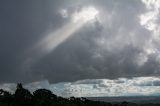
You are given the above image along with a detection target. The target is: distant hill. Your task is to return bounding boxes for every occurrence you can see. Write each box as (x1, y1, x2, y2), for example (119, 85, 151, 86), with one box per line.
(88, 96, 160, 104)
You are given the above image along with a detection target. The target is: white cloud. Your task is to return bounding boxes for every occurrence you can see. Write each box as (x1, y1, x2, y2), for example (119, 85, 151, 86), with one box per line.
(138, 0, 160, 65)
(61, 77, 160, 97)
(1, 77, 160, 97)
(139, 0, 160, 49)
(0, 83, 16, 94)
(72, 6, 99, 23)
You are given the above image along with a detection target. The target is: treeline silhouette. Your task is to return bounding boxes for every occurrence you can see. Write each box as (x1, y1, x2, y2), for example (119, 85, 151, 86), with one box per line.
(0, 83, 159, 106)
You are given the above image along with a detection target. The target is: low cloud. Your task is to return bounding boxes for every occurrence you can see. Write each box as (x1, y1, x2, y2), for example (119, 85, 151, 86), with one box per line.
(1, 77, 160, 97)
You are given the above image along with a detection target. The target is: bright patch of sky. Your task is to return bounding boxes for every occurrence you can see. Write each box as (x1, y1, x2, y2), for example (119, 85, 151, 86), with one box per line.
(1, 77, 160, 97)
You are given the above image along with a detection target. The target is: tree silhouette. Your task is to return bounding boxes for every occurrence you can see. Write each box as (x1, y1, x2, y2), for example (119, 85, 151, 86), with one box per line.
(121, 101, 128, 106)
(14, 83, 33, 106)
(33, 89, 56, 106)
(0, 89, 13, 105)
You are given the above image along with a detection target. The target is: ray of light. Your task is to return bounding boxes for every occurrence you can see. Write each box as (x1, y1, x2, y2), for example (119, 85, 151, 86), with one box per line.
(36, 22, 84, 54)
(34, 6, 99, 56)
(21, 6, 99, 71)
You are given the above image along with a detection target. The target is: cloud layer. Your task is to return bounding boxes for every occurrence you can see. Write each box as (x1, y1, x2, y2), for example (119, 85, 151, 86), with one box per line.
(1, 77, 160, 97)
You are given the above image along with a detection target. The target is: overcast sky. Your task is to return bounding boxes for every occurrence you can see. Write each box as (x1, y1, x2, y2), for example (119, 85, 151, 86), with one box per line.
(0, 0, 160, 84)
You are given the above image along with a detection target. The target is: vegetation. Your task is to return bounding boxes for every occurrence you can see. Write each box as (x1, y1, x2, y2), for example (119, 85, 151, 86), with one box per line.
(0, 83, 159, 106)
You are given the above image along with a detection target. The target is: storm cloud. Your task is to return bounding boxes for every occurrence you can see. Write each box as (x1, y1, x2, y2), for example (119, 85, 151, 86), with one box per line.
(0, 0, 160, 84)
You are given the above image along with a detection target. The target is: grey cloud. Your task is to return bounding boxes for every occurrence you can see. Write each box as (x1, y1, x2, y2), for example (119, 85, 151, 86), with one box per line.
(0, 0, 160, 83)
(0, 0, 68, 83)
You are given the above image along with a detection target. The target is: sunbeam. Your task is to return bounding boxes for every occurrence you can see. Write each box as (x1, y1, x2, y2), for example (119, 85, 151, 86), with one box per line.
(35, 6, 99, 56)
(21, 6, 99, 70)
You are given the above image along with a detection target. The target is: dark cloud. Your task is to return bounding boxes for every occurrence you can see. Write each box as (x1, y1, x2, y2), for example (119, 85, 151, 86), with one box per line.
(0, 0, 66, 82)
(0, 0, 160, 83)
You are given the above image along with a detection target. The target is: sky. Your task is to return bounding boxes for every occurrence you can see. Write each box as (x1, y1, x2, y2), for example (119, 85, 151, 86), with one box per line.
(1, 0, 160, 97)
